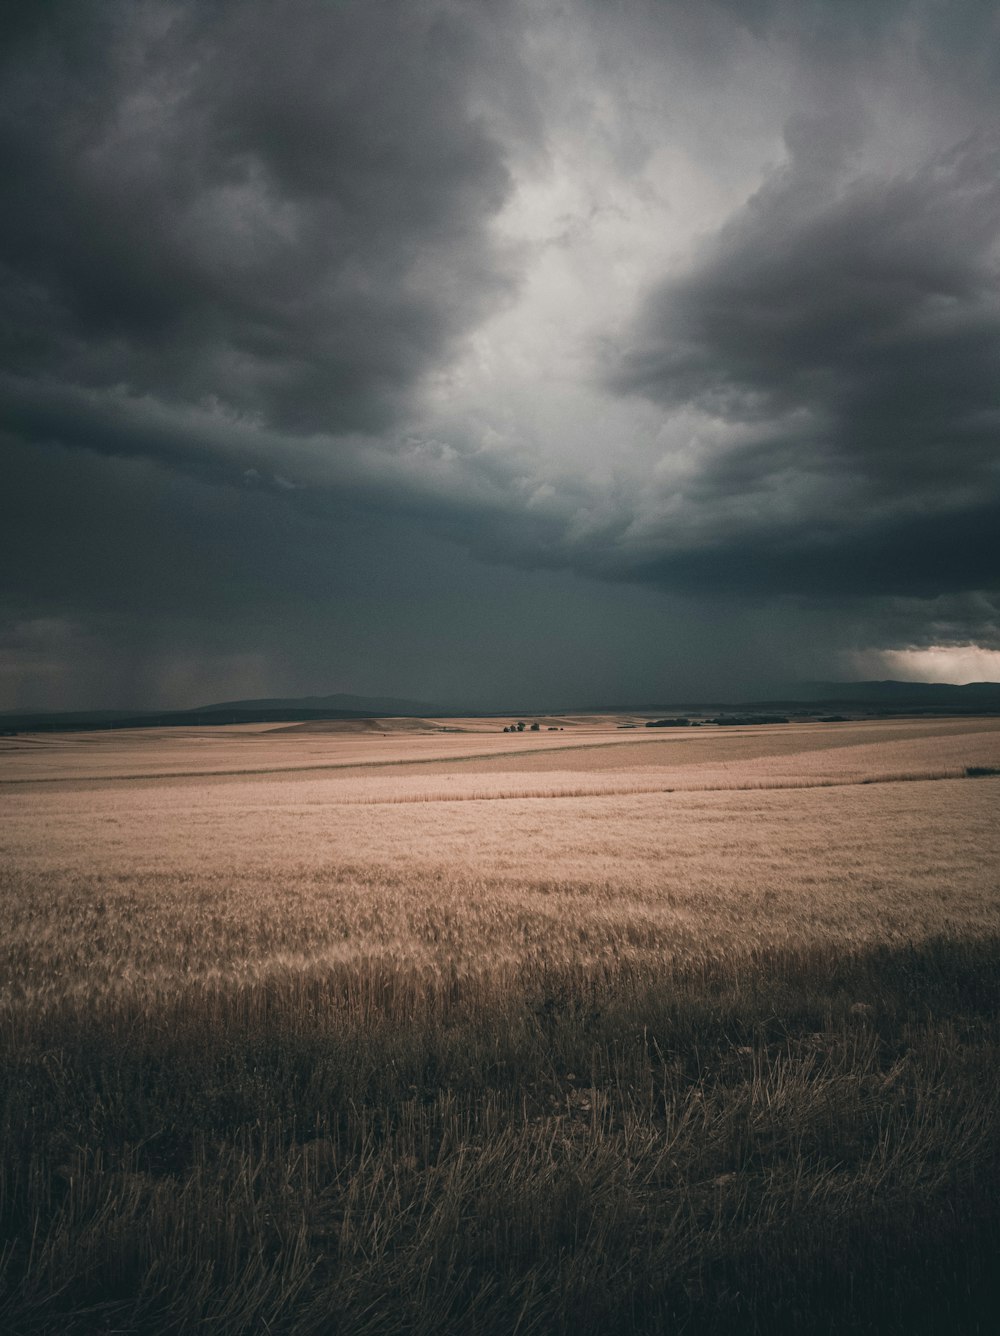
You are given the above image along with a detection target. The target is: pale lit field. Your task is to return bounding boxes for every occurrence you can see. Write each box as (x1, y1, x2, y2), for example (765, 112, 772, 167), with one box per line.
(0, 713, 648, 785)
(3, 712, 997, 786)
(1, 717, 999, 1333)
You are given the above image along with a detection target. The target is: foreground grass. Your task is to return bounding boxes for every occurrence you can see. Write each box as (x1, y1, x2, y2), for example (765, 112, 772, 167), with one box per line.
(2, 937, 999, 1334)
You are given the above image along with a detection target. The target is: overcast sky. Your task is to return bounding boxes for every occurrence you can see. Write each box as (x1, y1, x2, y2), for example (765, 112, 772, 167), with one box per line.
(3, 0, 1000, 710)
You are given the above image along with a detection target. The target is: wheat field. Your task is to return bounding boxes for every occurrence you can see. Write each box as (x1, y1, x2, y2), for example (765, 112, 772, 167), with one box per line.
(1, 716, 999, 1333)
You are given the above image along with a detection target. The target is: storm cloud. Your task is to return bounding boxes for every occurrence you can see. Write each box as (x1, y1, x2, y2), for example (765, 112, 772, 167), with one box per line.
(1, 0, 524, 432)
(3, 0, 1000, 707)
(608, 122, 1000, 596)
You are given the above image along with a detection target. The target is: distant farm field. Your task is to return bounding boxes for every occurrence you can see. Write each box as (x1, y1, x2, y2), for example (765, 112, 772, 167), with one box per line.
(1, 717, 999, 1333)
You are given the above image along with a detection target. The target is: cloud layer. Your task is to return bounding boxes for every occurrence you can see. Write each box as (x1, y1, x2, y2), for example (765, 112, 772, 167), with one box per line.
(1, 0, 522, 431)
(606, 124, 1000, 597)
(3, 0, 1000, 706)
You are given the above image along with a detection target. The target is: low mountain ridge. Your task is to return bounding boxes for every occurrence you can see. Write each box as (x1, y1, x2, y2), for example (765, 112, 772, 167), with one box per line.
(3, 680, 999, 734)
(196, 692, 438, 716)
(774, 680, 1000, 706)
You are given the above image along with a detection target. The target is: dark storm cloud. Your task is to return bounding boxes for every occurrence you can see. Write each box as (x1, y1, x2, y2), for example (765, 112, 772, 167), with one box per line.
(0, 0, 523, 434)
(607, 120, 1000, 600)
(4, 0, 1000, 708)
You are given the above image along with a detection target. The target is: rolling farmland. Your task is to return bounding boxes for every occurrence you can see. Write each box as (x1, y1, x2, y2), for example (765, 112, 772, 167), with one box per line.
(2, 716, 999, 1333)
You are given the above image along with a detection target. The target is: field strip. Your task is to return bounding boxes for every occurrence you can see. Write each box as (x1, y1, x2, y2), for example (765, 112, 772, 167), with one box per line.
(4, 720, 999, 788)
(294, 766, 1000, 805)
(0, 732, 788, 785)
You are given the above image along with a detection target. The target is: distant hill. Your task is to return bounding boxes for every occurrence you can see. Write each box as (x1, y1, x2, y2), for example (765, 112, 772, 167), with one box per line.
(0, 692, 442, 734)
(772, 680, 1000, 707)
(533, 681, 1000, 714)
(196, 692, 439, 716)
(0, 706, 381, 733)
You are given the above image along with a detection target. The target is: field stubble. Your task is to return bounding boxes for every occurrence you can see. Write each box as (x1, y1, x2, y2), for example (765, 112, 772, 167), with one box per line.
(1, 717, 999, 1333)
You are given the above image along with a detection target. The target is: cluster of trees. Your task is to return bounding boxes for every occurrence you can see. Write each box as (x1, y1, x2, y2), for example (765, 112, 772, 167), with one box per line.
(501, 722, 564, 733)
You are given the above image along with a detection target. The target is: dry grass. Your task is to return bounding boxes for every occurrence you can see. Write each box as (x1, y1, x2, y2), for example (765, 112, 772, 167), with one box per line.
(1, 717, 999, 1332)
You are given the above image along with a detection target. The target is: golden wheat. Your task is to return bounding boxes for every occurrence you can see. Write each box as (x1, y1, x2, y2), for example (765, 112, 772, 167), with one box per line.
(1, 716, 998, 1333)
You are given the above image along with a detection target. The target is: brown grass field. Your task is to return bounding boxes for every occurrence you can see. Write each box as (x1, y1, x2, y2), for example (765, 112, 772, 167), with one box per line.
(1, 715, 999, 1333)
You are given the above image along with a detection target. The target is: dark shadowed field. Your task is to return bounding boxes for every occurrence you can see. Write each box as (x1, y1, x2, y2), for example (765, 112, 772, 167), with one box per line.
(1, 716, 999, 1333)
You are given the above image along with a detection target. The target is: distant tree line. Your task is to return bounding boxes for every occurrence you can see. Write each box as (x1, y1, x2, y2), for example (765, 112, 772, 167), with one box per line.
(646, 714, 792, 728)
